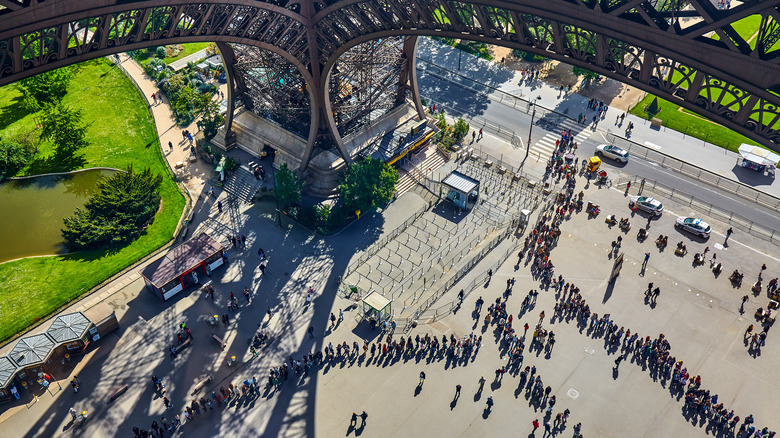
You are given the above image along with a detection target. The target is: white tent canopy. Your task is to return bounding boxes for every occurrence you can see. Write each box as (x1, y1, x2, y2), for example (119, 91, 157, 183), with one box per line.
(738, 144, 780, 167)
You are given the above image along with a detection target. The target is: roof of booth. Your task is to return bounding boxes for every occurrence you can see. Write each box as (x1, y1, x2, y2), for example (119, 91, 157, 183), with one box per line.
(140, 233, 223, 287)
(47, 312, 91, 343)
(0, 356, 17, 388)
(362, 291, 391, 311)
(442, 171, 479, 194)
(9, 334, 55, 368)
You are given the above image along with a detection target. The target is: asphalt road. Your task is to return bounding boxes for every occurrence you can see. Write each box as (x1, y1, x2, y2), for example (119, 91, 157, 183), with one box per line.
(417, 70, 780, 233)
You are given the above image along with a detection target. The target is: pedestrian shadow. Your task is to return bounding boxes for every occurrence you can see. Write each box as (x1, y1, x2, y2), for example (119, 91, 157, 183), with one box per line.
(612, 367, 619, 380)
(482, 405, 492, 419)
(450, 396, 459, 410)
(414, 384, 423, 397)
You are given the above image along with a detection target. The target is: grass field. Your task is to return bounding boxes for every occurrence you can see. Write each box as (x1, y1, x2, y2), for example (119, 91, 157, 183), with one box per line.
(0, 58, 186, 343)
(629, 94, 761, 152)
(133, 42, 211, 66)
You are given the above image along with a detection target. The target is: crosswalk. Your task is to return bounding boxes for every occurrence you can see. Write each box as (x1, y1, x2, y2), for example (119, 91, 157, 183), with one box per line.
(396, 145, 448, 197)
(529, 117, 594, 161)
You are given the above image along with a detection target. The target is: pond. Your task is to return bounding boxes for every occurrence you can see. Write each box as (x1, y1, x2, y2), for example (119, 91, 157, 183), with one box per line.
(0, 169, 116, 263)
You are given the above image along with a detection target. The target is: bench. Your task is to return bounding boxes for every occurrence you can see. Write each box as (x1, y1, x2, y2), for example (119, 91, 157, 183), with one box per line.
(108, 385, 128, 403)
(190, 375, 213, 396)
(212, 334, 225, 349)
(174, 338, 192, 354)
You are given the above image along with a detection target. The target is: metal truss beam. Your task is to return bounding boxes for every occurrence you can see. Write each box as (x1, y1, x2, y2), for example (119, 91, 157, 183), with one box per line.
(0, 0, 777, 152)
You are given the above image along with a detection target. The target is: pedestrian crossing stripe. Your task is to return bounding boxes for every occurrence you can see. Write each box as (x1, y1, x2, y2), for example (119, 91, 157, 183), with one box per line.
(530, 118, 594, 159)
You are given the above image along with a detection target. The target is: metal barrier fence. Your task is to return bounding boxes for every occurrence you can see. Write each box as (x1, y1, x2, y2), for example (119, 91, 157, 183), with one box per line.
(341, 202, 429, 281)
(606, 130, 780, 211)
(616, 176, 780, 245)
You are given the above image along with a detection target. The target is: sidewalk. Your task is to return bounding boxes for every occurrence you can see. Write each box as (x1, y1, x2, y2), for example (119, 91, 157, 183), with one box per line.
(416, 38, 779, 198)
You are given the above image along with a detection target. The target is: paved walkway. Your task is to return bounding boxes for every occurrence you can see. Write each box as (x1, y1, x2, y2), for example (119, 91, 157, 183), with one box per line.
(168, 48, 211, 72)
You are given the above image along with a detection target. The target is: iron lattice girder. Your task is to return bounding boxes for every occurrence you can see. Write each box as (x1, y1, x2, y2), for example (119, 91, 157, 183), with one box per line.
(232, 43, 312, 137)
(330, 37, 405, 137)
(0, 0, 778, 148)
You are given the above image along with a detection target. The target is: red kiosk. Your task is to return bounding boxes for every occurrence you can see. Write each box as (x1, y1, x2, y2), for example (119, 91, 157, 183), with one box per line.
(141, 233, 226, 301)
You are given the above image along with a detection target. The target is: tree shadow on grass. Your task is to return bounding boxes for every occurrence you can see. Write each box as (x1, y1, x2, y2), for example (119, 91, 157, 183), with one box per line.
(0, 94, 28, 131)
(23, 151, 87, 176)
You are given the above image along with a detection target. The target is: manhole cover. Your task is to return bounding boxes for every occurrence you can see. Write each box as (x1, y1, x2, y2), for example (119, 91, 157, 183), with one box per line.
(567, 388, 580, 399)
(584, 347, 594, 355)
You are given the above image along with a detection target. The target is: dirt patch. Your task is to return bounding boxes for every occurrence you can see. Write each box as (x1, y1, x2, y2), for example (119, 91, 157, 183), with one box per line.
(484, 44, 647, 111)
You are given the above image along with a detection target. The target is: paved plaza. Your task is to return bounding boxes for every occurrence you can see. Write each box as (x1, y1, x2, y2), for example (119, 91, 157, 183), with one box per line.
(3, 153, 780, 437)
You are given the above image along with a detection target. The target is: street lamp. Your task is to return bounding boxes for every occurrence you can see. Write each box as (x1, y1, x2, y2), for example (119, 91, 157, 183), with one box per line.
(522, 96, 542, 166)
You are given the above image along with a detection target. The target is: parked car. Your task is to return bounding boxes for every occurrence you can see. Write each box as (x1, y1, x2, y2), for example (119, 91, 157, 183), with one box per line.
(629, 196, 663, 216)
(675, 217, 712, 238)
(595, 144, 629, 163)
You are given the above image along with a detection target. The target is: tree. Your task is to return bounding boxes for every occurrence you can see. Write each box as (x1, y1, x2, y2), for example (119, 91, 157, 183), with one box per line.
(156, 46, 167, 59)
(338, 157, 399, 214)
(40, 102, 89, 158)
(452, 117, 470, 142)
(275, 163, 304, 211)
(572, 66, 599, 82)
(197, 99, 224, 141)
(0, 137, 34, 177)
(17, 67, 73, 109)
(61, 166, 162, 251)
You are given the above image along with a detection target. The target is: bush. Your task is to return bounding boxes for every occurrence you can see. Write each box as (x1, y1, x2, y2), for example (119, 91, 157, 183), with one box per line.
(513, 50, 546, 63)
(156, 46, 167, 59)
(0, 138, 34, 177)
(61, 166, 162, 251)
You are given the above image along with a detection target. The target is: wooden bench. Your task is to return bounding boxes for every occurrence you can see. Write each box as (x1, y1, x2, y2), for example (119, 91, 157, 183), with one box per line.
(108, 385, 128, 403)
(190, 375, 213, 396)
(174, 338, 191, 354)
(212, 334, 225, 349)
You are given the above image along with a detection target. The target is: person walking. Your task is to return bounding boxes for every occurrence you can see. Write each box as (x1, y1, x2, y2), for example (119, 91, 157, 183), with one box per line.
(69, 407, 78, 420)
(642, 252, 650, 270)
(741, 295, 749, 313)
(533, 419, 540, 431)
(455, 384, 461, 398)
(639, 178, 646, 194)
(614, 355, 624, 368)
(419, 371, 426, 385)
(360, 411, 368, 427)
(217, 201, 222, 213)
(726, 227, 733, 244)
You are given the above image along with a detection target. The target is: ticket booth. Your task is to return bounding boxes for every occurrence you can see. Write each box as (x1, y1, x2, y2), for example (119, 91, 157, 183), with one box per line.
(0, 356, 19, 404)
(141, 233, 226, 301)
(8, 334, 56, 393)
(361, 291, 392, 328)
(47, 312, 93, 358)
(441, 171, 479, 210)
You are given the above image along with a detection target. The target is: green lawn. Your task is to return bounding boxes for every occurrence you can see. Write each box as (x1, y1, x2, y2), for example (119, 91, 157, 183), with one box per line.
(134, 43, 211, 66)
(629, 94, 761, 152)
(0, 58, 186, 343)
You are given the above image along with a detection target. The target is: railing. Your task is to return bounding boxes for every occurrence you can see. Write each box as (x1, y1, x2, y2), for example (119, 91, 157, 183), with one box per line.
(606, 130, 780, 211)
(617, 176, 780, 245)
(341, 202, 429, 281)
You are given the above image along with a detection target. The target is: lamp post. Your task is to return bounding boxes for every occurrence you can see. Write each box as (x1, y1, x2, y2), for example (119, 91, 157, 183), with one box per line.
(522, 96, 542, 166)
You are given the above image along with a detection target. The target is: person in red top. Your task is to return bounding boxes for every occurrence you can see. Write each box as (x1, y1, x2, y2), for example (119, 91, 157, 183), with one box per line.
(533, 419, 540, 430)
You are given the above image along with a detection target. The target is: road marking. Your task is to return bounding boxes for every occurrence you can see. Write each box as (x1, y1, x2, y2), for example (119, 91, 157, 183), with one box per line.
(644, 141, 662, 150)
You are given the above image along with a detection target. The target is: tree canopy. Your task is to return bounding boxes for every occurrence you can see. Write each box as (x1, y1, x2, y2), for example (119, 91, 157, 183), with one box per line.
(275, 162, 304, 211)
(0, 138, 34, 178)
(17, 67, 73, 109)
(338, 157, 399, 214)
(572, 66, 599, 81)
(40, 102, 89, 159)
(62, 166, 162, 251)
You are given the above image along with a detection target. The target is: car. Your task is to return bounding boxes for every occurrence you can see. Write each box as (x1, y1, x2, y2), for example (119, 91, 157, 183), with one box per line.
(595, 144, 629, 163)
(675, 217, 712, 238)
(629, 196, 663, 216)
